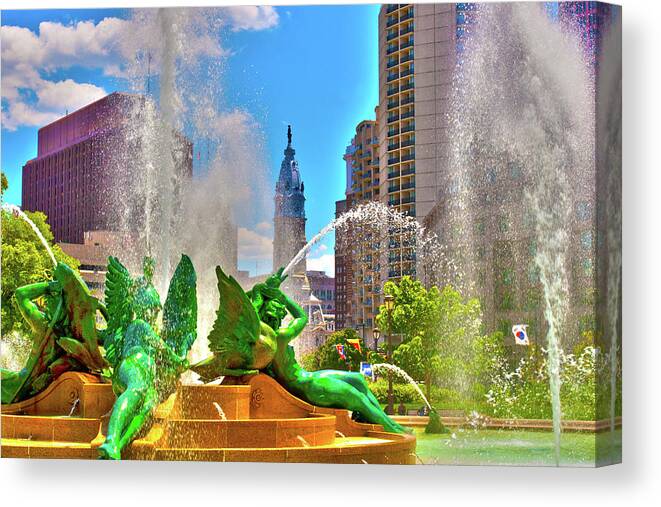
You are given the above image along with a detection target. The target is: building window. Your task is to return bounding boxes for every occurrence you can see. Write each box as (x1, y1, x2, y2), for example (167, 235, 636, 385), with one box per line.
(576, 200, 592, 221)
(486, 167, 496, 183)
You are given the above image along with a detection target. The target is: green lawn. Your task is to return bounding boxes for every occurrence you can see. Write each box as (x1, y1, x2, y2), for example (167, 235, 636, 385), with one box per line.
(412, 428, 622, 467)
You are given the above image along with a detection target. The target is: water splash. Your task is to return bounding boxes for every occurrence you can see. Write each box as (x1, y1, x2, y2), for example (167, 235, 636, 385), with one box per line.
(296, 435, 310, 447)
(2, 204, 57, 267)
(283, 202, 460, 288)
(372, 363, 432, 412)
(212, 401, 227, 421)
(68, 398, 80, 417)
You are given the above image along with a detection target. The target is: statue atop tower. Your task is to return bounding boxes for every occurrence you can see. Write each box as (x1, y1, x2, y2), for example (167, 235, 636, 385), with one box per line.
(273, 125, 307, 278)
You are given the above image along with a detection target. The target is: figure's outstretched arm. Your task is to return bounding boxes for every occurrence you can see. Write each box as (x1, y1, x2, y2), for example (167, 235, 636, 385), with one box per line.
(278, 294, 308, 344)
(14, 281, 60, 335)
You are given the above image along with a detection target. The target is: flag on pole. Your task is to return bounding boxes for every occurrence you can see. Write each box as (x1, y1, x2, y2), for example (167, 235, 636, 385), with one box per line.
(512, 324, 529, 346)
(347, 338, 362, 353)
(335, 344, 346, 360)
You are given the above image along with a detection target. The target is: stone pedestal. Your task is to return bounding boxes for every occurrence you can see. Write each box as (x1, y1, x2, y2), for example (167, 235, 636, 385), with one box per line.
(1, 372, 416, 464)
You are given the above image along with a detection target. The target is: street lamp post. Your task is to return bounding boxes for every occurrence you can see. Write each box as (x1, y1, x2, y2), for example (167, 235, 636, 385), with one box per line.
(384, 294, 395, 415)
(372, 327, 381, 382)
(372, 326, 381, 352)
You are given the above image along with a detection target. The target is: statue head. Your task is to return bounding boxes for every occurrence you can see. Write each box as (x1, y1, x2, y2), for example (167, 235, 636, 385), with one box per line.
(260, 298, 287, 331)
(133, 283, 161, 327)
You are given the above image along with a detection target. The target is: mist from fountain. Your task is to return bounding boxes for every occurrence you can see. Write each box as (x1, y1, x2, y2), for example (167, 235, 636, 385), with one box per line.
(99, 8, 273, 363)
(443, 4, 595, 466)
(596, 17, 622, 460)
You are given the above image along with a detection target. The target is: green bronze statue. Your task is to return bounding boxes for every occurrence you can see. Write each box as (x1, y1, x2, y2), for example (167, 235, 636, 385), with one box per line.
(1, 262, 107, 404)
(3, 250, 405, 460)
(189, 266, 301, 380)
(98, 255, 197, 460)
(247, 269, 407, 434)
(191, 266, 404, 432)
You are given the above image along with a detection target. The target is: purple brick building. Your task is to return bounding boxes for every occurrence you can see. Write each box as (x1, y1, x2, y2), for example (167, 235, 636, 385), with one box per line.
(22, 92, 192, 244)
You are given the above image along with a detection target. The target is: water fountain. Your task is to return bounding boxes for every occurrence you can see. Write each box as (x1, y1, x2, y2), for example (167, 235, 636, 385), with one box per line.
(104, 8, 273, 362)
(372, 363, 433, 413)
(0, 203, 416, 461)
(1, 204, 57, 268)
(442, 3, 595, 466)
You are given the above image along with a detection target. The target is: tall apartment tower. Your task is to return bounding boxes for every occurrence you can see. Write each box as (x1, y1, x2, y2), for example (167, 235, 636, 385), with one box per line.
(377, 3, 470, 283)
(334, 198, 352, 331)
(273, 125, 307, 276)
(343, 120, 381, 343)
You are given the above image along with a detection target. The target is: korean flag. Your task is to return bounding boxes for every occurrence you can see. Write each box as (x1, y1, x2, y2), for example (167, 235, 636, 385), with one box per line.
(512, 324, 529, 346)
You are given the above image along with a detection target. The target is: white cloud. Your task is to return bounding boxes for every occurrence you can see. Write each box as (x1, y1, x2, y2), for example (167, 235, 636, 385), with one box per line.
(238, 226, 273, 262)
(225, 6, 279, 31)
(307, 253, 335, 277)
(37, 79, 106, 111)
(313, 244, 328, 254)
(255, 221, 273, 234)
(1, 8, 279, 131)
(1, 75, 106, 131)
(2, 101, 61, 131)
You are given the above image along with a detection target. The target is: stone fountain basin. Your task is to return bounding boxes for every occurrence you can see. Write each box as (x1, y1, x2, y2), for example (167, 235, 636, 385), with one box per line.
(1, 371, 417, 464)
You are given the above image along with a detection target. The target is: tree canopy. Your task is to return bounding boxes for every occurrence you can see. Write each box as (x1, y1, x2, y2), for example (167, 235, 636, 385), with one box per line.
(376, 276, 484, 403)
(1, 197, 80, 336)
(301, 328, 370, 372)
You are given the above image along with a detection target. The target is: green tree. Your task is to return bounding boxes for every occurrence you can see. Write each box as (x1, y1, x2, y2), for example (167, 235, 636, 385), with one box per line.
(1, 171, 8, 195)
(376, 276, 483, 405)
(392, 334, 429, 381)
(1, 208, 80, 336)
(304, 328, 369, 371)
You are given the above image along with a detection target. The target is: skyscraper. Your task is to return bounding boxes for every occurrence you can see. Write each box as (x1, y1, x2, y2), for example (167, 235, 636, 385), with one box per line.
(273, 125, 307, 277)
(334, 198, 352, 331)
(377, 3, 469, 286)
(335, 119, 381, 343)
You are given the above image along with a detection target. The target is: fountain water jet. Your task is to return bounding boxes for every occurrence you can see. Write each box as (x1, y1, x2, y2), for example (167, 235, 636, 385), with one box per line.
(2, 204, 57, 267)
(372, 363, 432, 412)
(444, 3, 595, 466)
(283, 202, 459, 287)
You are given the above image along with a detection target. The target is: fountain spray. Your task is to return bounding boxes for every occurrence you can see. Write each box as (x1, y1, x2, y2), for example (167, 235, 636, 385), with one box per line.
(445, 4, 595, 466)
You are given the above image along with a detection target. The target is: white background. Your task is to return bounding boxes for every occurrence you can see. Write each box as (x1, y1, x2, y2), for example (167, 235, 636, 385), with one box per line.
(1, 0, 658, 504)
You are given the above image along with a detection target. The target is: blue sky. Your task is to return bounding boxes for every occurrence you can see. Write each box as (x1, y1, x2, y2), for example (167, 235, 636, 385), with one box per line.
(1, 5, 379, 276)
